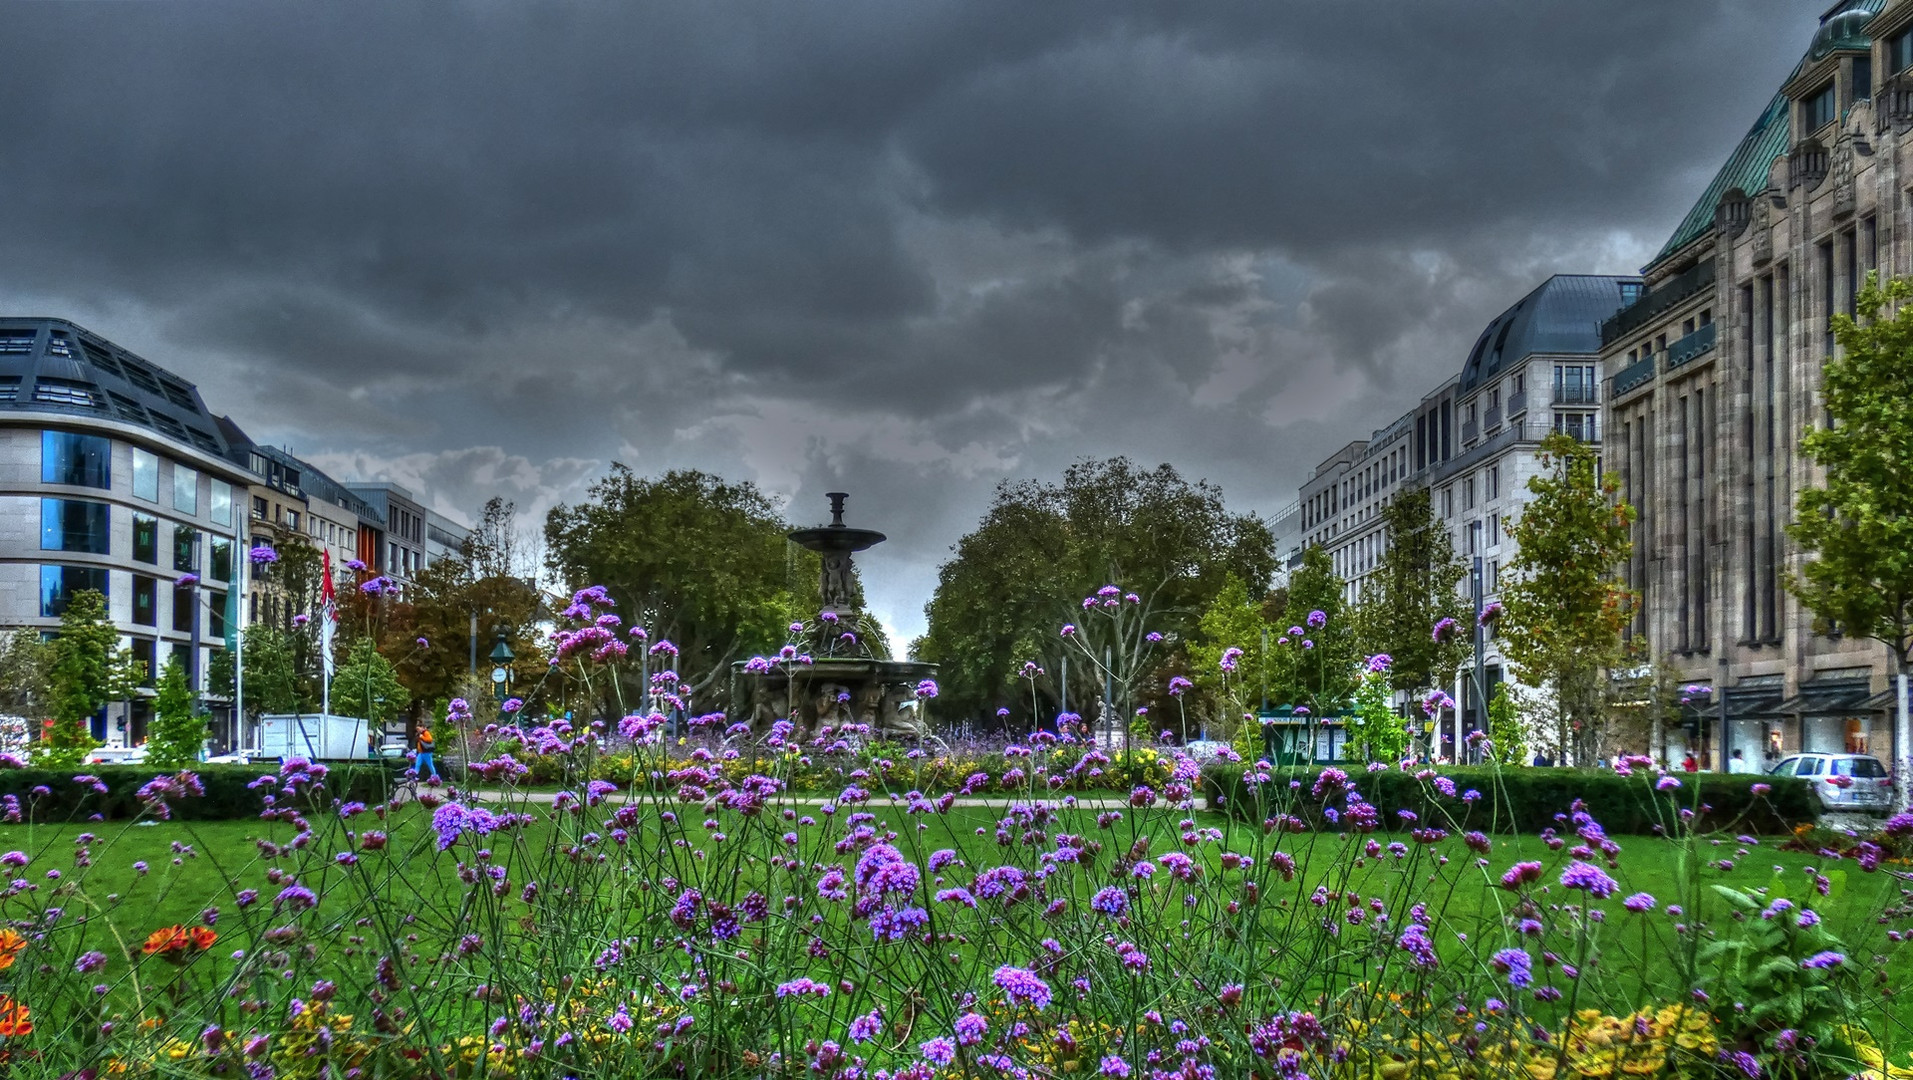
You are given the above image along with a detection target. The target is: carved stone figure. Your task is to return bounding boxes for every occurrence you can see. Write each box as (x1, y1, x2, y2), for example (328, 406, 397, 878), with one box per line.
(1750, 196, 1773, 264)
(1831, 137, 1856, 218)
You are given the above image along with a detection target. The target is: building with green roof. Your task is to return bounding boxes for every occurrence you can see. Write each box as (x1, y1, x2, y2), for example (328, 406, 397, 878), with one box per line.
(1600, 0, 1910, 785)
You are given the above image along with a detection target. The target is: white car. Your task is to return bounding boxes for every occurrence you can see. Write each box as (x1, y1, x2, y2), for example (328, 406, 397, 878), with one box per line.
(1767, 753, 1893, 813)
(85, 746, 147, 765)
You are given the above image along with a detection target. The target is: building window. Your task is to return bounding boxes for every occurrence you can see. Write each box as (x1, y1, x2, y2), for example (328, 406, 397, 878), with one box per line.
(1489, 513, 1501, 546)
(208, 593, 227, 639)
(1804, 80, 1836, 131)
(210, 479, 233, 528)
(132, 447, 159, 501)
(172, 582, 197, 633)
(252, 496, 267, 520)
(1488, 559, 1500, 592)
(1441, 486, 1453, 518)
(1854, 54, 1873, 103)
(1554, 412, 1597, 441)
(133, 575, 157, 627)
(173, 524, 197, 573)
(41, 430, 111, 489)
(1554, 364, 1597, 404)
(1487, 465, 1500, 500)
(40, 498, 110, 554)
(40, 565, 108, 618)
(210, 538, 233, 583)
(131, 638, 156, 687)
(287, 509, 300, 532)
(1894, 26, 1913, 74)
(172, 466, 198, 515)
(1464, 478, 1476, 510)
(130, 514, 158, 564)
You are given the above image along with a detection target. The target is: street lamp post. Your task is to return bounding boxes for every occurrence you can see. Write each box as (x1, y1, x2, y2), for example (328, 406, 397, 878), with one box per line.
(489, 631, 515, 712)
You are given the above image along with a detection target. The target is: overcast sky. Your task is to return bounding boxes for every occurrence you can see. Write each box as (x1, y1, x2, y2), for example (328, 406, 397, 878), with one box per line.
(1, 1, 1820, 645)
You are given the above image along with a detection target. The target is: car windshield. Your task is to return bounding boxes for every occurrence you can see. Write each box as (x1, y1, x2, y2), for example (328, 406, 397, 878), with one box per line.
(1833, 757, 1887, 778)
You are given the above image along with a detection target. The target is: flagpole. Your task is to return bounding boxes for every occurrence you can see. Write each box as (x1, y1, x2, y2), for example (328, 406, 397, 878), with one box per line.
(235, 517, 246, 751)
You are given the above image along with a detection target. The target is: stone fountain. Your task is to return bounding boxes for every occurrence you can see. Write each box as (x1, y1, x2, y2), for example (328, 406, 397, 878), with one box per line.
(733, 493, 938, 742)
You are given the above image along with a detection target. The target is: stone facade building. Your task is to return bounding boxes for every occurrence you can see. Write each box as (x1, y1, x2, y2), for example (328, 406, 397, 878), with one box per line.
(1603, 0, 1909, 772)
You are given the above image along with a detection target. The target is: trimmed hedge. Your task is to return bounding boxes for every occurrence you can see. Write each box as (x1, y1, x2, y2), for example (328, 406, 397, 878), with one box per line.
(0, 761, 411, 822)
(1198, 763, 1820, 835)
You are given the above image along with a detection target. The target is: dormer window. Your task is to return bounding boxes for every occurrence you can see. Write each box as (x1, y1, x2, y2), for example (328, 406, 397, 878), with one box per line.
(1804, 80, 1837, 131)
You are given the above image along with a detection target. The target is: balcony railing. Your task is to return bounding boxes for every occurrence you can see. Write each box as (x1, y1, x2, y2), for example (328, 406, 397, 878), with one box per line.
(1600, 259, 1716, 345)
(1611, 354, 1657, 397)
(1461, 419, 1479, 444)
(1553, 385, 1599, 406)
(1485, 401, 1502, 428)
(1665, 322, 1717, 372)
(1505, 388, 1527, 416)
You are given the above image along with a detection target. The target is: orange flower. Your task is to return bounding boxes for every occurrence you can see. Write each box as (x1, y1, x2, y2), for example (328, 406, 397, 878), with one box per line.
(142, 924, 215, 963)
(0, 996, 30, 1037)
(0, 929, 24, 972)
(142, 926, 189, 956)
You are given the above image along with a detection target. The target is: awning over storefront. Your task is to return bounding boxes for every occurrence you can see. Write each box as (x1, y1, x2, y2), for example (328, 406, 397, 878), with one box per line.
(1690, 689, 1788, 720)
(1771, 678, 1875, 717)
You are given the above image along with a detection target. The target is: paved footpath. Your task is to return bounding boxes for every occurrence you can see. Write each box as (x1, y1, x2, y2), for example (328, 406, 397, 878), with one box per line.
(447, 787, 1210, 813)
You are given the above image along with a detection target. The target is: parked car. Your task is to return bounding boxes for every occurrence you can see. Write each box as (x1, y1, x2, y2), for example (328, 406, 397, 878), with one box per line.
(85, 745, 147, 765)
(1766, 752, 1893, 813)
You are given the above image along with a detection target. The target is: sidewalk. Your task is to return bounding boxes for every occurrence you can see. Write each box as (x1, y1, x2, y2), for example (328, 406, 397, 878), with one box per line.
(450, 787, 1209, 812)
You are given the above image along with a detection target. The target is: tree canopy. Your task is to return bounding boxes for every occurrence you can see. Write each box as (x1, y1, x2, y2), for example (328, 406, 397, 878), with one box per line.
(1790, 271, 1913, 674)
(918, 458, 1275, 728)
(1498, 432, 1634, 765)
(1356, 485, 1469, 697)
(38, 589, 120, 766)
(545, 467, 816, 709)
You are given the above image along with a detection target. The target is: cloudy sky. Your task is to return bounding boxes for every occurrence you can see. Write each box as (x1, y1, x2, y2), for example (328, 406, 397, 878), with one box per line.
(1, 1, 1820, 644)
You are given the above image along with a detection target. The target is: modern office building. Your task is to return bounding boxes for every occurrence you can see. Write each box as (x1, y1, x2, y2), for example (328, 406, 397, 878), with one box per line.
(1602, 0, 1910, 770)
(0, 317, 253, 745)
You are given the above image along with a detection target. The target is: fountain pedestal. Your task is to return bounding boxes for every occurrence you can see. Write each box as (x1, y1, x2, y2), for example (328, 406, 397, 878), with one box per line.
(734, 493, 938, 742)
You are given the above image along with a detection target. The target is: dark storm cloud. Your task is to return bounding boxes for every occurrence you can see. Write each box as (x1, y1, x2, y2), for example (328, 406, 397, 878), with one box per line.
(0, 0, 1821, 639)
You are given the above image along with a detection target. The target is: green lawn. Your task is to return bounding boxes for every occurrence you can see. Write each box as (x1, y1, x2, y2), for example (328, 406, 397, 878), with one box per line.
(2, 800, 1902, 996)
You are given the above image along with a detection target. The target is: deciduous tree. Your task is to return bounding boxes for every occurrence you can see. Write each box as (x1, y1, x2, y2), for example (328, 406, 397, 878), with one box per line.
(38, 589, 117, 767)
(1356, 486, 1469, 698)
(545, 468, 811, 711)
(1789, 271, 1913, 808)
(919, 458, 1274, 728)
(331, 638, 411, 730)
(1498, 432, 1634, 765)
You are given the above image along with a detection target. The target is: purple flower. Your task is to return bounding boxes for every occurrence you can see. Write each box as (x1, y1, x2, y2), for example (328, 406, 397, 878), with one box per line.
(1479, 602, 1503, 625)
(848, 1010, 883, 1043)
(248, 544, 279, 565)
(176, 573, 199, 586)
(1560, 862, 1619, 899)
(1800, 951, 1846, 970)
(1366, 653, 1393, 673)
(1432, 617, 1461, 643)
(920, 1037, 957, 1066)
(291, 613, 310, 626)
(1090, 886, 1128, 916)
(1167, 676, 1193, 696)
(1656, 776, 1681, 791)
(1307, 609, 1327, 628)
(1623, 892, 1657, 913)
(1219, 647, 1244, 673)
(993, 965, 1053, 1009)
(915, 679, 939, 700)
(1491, 948, 1533, 989)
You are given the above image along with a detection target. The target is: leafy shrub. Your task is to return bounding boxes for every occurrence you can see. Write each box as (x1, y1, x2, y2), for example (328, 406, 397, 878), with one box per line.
(1200, 762, 1819, 835)
(0, 761, 410, 821)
